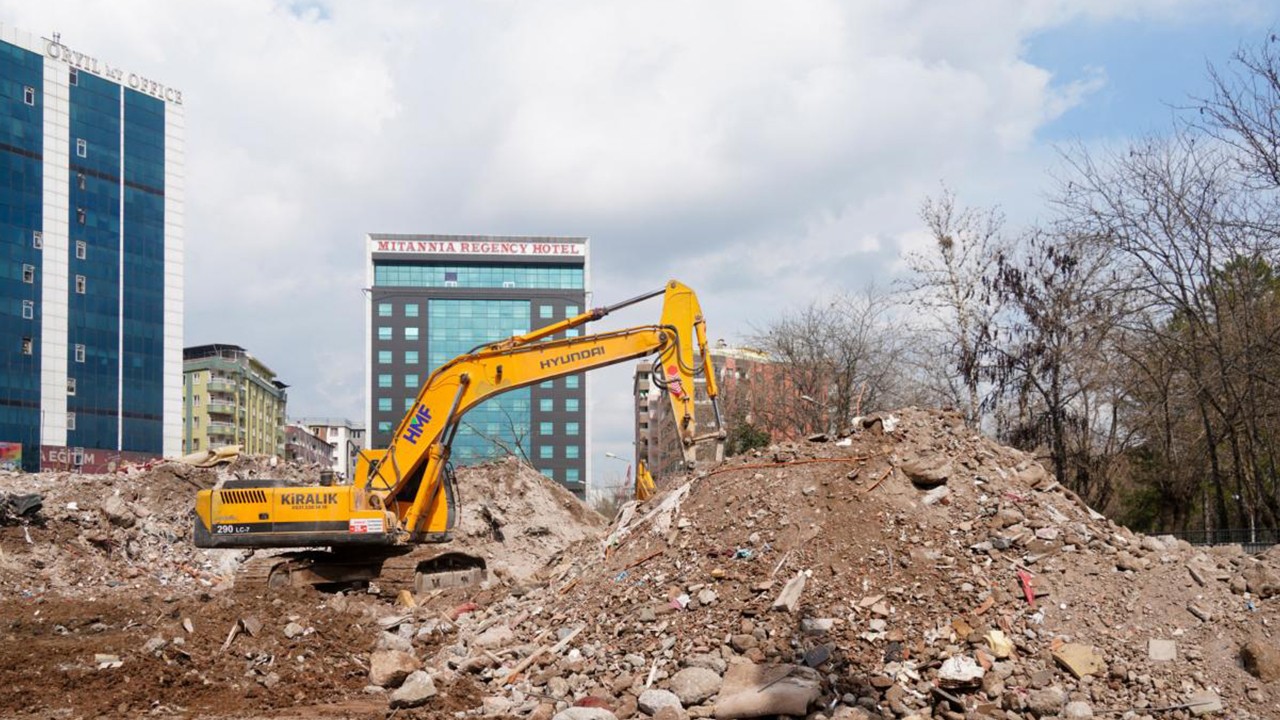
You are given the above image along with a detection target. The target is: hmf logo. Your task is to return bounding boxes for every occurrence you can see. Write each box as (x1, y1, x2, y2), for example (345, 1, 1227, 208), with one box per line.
(402, 405, 433, 444)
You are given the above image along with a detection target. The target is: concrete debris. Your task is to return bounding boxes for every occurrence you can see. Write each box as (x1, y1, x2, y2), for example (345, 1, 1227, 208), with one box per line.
(713, 662, 820, 718)
(388, 670, 436, 709)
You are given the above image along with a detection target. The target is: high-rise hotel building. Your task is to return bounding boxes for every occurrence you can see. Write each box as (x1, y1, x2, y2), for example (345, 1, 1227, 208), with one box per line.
(0, 25, 183, 470)
(365, 235, 590, 498)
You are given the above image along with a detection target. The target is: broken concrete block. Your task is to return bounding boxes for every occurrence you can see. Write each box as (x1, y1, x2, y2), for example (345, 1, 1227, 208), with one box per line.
(899, 456, 952, 487)
(1187, 690, 1223, 716)
(668, 666, 722, 705)
(1148, 639, 1176, 662)
(638, 688, 682, 715)
(369, 650, 421, 688)
(1241, 640, 1280, 682)
(389, 670, 436, 709)
(938, 655, 984, 689)
(713, 663, 820, 719)
(1052, 643, 1104, 679)
(771, 571, 807, 613)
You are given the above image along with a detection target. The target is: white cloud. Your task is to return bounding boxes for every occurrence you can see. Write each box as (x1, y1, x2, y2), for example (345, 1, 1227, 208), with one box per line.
(2, 0, 1269, 476)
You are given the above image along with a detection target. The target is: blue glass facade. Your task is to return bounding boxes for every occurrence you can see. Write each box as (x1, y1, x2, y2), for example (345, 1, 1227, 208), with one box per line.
(67, 70, 122, 450)
(375, 262, 583, 289)
(0, 42, 42, 469)
(121, 90, 165, 451)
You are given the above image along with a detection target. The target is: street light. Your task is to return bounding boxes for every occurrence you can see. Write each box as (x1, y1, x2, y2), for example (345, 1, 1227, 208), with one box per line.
(604, 452, 629, 463)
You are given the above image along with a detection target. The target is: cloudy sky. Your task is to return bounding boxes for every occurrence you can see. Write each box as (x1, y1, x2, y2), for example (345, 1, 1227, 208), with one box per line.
(6, 1, 1277, 490)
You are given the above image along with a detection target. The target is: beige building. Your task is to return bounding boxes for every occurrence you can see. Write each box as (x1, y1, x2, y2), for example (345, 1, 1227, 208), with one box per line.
(183, 344, 288, 457)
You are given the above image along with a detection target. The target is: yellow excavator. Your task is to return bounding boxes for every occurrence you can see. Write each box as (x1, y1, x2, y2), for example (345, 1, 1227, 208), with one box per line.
(193, 280, 724, 591)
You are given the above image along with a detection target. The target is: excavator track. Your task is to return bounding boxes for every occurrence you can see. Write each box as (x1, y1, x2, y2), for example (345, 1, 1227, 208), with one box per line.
(235, 546, 486, 594)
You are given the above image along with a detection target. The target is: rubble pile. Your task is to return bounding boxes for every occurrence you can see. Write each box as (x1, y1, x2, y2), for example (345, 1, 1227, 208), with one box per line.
(366, 407, 1280, 720)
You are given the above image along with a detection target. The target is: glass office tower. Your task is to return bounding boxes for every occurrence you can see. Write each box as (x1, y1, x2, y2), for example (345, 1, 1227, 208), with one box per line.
(0, 25, 183, 470)
(365, 235, 589, 498)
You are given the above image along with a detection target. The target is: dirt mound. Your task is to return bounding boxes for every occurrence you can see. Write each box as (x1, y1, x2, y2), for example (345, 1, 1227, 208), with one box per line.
(451, 457, 608, 580)
(419, 407, 1280, 719)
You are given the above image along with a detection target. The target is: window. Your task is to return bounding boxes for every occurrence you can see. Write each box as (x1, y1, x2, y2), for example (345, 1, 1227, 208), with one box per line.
(404, 350, 419, 364)
(194, 394, 201, 406)
(565, 445, 579, 459)
(405, 398, 415, 411)
(539, 398, 554, 412)
(404, 327, 419, 341)
(539, 446, 554, 459)
(565, 422, 580, 436)
(565, 468, 580, 484)
(542, 467, 556, 480)
(76, 208, 85, 224)
(74, 344, 85, 363)
(77, 173, 86, 190)
(75, 275, 86, 294)
(22, 264, 34, 284)
(21, 337, 32, 356)
(566, 328, 579, 337)
(194, 416, 200, 427)
(67, 412, 76, 431)
(378, 421, 392, 433)
(444, 271, 458, 282)
(539, 305, 554, 319)
(32, 231, 42, 249)
(565, 375, 580, 389)
(502, 281, 516, 288)
(378, 302, 392, 317)
(378, 398, 392, 412)
(565, 398, 580, 412)
(540, 380, 555, 390)
(566, 305, 580, 316)
(404, 303, 419, 317)
(404, 375, 419, 388)
(69, 68, 77, 86)
(23, 86, 34, 106)
(378, 373, 392, 388)
(378, 350, 392, 364)
(22, 300, 33, 320)
(539, 422, 554, 436)
(377, 326, 392, 341)
(192, 438, 200, 450)
(76, 138, 87, 157)
(76, 241, 86, 260)
(66, 377, 76, 396)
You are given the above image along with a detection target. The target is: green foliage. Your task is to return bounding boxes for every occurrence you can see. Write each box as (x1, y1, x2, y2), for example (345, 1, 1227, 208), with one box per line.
(726, 413, 771, 456)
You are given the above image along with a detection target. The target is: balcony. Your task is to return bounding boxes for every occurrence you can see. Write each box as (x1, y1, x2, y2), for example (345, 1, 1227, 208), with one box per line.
(207, 421, 236, 436)
(207, 401, 236, 415)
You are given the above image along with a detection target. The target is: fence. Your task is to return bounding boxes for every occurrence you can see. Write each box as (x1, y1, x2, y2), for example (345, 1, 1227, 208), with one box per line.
(1168, 528, 1280, 554)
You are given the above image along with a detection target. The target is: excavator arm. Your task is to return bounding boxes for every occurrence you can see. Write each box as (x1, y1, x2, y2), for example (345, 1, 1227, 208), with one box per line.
(366, 279, 724, 541)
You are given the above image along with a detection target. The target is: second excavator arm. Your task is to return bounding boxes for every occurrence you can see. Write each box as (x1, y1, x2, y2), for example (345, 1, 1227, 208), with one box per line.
(363, 280, 724, 542)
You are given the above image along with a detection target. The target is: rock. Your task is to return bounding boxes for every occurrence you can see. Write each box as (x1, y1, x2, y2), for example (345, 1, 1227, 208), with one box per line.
(482, 696, 515, 715)
(376, 631, 413, 653)
(668, 666, 722, 705)
(552, 709, 618, 720)
(803, 644, 831, 668)
(730, 634, 758, 653)
(900, 456, 952, 487)
(921, 485, 950, 505)
(530, 703, 556, 720)
(1064, 700, 1093, 719)
(1026, 686, 1065, 717)
(684, 653, 727, 675)
(548, 676, 572, 698)
(653, 707, 687, 720)
(240, 616, 263, 637)
(697, 589, 718, 605)
(369, 650, 421, 688)
(1052, 643, 1104, 679)
(713, 662, 820, 719)
(474, 624, 516, 648)
(938, 655, 984, 689)
(1242, 639, 1280, 682)
(143, 636, 167, 654)
(1243, 564, 1280, 598)
(1187, 690, 1222, 716)
(639, 688, 683, 715)
(101, 494, 135, 528)
(1148, 639, 1176, 662)
(283, 622, 305, 639)
(389, 670, 436, 709)
(771, 572, 807, 613)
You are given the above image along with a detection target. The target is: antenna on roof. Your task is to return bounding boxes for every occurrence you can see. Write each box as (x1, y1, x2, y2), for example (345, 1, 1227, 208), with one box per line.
(52, 32, 60, 43)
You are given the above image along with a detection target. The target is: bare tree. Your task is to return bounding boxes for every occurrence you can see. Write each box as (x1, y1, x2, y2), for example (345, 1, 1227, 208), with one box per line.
(901, 187, 1007, 424)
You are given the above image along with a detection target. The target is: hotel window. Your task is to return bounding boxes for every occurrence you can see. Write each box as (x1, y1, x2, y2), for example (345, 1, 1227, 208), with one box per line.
(22, 264, 34, 284)
(77, 173, 86, 190)
(565, 445, 579, 459)
(566, 305, 580, 316)
(378, 302, 392, 317)
(404, 327, 419, 341)
(75, 275, 86, 294)
(404, 398, 415, 411)
(76, 208, 85, 224)
(542, 468, 556, 481)
(378, 326, 392, 340)
(404, 374, 419, 388)
(404, 350, 419, 364)
(378, 350, 392, 364)
(67, 412, 76, 431)
(76, 138, 87, 157)
(565, 375, 580, 389)
(565, 468, 580, 484)
(32, 231, 42, 249)
(21, 337, 32, 356)
(539, 422, 554, 436)
(76, 241, 86, 260)
(539, 446, 554, 459)
(378, 398, 392, 412)
(67, 377, 76, 396)
(539, 305, 554, 319)
(378, 421, 392, 433)
(22, 300, 33, 319)
(378, 373, 392, 388)
(75, 344, 85, 362)
(565, 422, 580, 436)
(565, 398, 579, 412)
(69, 68, 78, 86)
(539, 398, 553, 412)
(404, 303, 419, 317)
(23, 86, 34, 105)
